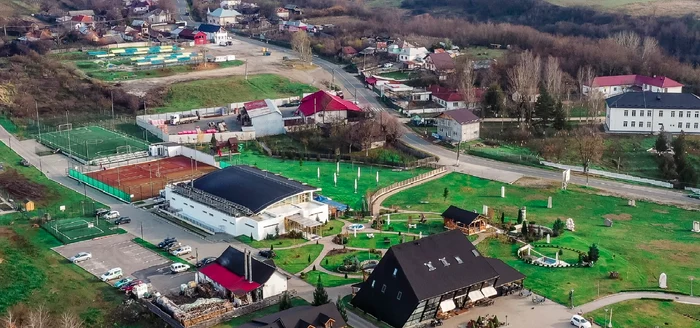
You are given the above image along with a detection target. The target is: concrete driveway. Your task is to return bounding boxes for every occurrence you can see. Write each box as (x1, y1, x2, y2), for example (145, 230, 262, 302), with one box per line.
(53, 233, 194, 295)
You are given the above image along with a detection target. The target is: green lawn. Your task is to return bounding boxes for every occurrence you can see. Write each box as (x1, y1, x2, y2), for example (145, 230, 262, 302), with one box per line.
(224, 151, 429, 208)
(588, 300, 700, 328)
(383, 219, 445, 236)
(274, 244, 324, 274)
(153, 74, 317, 113)
(212, 297, 310, 328)
(303, 271, 362, 287)
(320, 250, 382, 273)
(466, 141, 542, 167)
(235, 235, 307, 249)
(322, 219, 346, 237)
(86, 65, 194, 81)
(384, 172, 700, 305)
(345, 232, 408, 249)
(464, 46, 507, 60)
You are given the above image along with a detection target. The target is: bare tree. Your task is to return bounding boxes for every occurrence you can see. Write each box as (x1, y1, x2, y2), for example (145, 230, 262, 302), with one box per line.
(641, 37, 659, 60)
(543, 56, 563, 100)
(610, 31, 641, 51)
(3, 310, 18, 328)
(576, 65, 595, 99)
(58, 312, 83, 328)
(377, 111, 405, 142)
(454, 56, 476, 109)
(572, 126, 604, 183)
(587, 91, 605, 122)
(507, 50, 540, 121)
(291, 31, 313, 63)
(28, 304, 50, 328)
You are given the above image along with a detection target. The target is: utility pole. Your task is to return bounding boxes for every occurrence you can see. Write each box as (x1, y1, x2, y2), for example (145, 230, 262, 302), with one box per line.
(111, 90, 115, 129)
(244, 59, 248, 80)
(36, 101, 40, 140)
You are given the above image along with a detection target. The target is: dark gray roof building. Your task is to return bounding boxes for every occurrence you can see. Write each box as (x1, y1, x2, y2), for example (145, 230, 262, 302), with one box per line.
(239, 303, 347, 328)
(606, 92, 700, 109)
(435, 109, 480, 124)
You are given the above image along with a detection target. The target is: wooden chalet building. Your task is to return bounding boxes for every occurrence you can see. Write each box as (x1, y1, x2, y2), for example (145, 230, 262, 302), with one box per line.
(442, 205, 487, 235)
(351, 230, 525, 328)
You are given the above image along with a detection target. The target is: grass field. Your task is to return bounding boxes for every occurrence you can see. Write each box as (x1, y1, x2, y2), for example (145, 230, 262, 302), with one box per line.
(37, 125, 150, 161)
(383, 218, 446, 236)
(320, 250, 382, 273)
(212, 297, 310, 328)
(235, 235, 307, 249)
(303, 271, 363, 287)
(464, 46, 507, 60)
(223, 151, 429, 208)
(153, 74, 317, 113)
(587, 299, 700, 328)
(274, 244, 324, 274)
(44, 217, 123, 244)
(384, 172, 700, 305)
(345, 232, 407, 249)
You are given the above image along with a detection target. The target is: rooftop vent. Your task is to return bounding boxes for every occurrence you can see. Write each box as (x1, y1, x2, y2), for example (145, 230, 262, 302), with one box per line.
(656, 95, 661, 101)
(424, 261, 436, 271)
(454, 256, 463, 264)
(472, 249, 481, 257)
(439, 257, 450, 267)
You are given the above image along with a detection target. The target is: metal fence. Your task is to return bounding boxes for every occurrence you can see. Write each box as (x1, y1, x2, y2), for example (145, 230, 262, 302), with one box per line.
(69, 169, 132, 203)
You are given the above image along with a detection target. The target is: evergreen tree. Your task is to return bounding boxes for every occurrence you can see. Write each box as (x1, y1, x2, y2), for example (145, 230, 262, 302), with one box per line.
(588, 244, 600, 262)
(210, 134, 217, 148)
(552, 218, 565, 236)
(534, 86, 555, 126)
(679, 166, 699, 187)
(312, 275, 330, 306)
(655, 133, 669, 152)
(521, 222, 529, 237)
(482, 84, 505, 118)
(279, 291, 293, 311)
(308, 254, 311, 263)
(500, 212, 505, 224)
(552, 101, 568, 130)
(443, 187, 449, 201)
(517, 209, 523, 224)
(336, 295, 349, 322)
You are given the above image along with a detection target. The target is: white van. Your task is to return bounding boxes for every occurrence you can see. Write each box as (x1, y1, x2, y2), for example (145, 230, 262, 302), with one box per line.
(570, 315, 592, 328)
(102, 210, 120, 220)
(100, 268, 123, 281)
(171, 245, 192, 256)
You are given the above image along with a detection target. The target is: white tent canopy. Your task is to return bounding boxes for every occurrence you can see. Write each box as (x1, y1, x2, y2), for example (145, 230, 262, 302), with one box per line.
(439, 299, 456, 312)
(467, 290, 485, 302)
(481, 286, 498, 298)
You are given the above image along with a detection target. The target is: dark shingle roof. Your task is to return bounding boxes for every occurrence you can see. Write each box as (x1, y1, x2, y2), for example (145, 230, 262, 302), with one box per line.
(441, 205, 480, 225)
(215, 246, 276, 284)
(485, 258, 525, 287)
(436, 109, 480, 124)
(198, 23, 221, 33)
(606, 92, 700, 109)
(427, 52, 455, 71)
(239, 303, 347, 328)
(192, 165, 317, 213)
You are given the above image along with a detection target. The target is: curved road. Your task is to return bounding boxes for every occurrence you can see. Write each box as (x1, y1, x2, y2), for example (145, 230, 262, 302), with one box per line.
(577, 291, 700, 313)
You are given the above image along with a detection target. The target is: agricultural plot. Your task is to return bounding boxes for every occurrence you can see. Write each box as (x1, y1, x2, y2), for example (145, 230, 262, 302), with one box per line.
(37, 125, 150, 162)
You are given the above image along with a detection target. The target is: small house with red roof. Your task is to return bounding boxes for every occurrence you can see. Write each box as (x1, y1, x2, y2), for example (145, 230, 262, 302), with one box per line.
(425, 53, 455, 80)
(71, 15, 94, 30)
(197, 247, 287, 303)
(298, 90, 364, 123)
(583, 74, 683, 98)
(428, 85, 484, 110)
(340, 46, 358, 59)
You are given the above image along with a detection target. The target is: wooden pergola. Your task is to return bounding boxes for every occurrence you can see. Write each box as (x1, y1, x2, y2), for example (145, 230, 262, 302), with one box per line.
(284, 214, 323, 239)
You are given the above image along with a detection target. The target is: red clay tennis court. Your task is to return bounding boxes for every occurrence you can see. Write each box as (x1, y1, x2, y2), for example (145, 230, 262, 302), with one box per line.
(86, 156, 218, 201)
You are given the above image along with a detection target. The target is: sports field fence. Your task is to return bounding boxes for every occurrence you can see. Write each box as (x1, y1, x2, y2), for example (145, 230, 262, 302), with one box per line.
(37, 125, 150, 162)
(69, 168, 132, 203)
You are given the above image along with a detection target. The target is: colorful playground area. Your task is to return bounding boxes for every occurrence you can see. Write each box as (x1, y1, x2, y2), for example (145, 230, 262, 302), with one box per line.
(87, 46, 199, 67)
(86, 156, 218, 201)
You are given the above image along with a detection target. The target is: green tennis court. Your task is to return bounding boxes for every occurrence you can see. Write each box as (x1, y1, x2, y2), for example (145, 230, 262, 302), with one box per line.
(43, 217, 119, 243)
(37, 125, 150, 161)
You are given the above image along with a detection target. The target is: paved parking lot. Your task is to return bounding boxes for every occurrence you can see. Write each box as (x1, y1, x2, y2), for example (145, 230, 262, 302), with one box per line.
(53, 233, 194, 295)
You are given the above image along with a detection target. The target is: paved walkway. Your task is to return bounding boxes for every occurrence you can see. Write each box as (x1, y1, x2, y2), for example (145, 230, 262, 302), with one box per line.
(578, 291, 700, 313)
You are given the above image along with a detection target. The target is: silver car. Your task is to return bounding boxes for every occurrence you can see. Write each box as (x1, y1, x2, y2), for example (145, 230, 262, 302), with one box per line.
(68, 252, 92, 263)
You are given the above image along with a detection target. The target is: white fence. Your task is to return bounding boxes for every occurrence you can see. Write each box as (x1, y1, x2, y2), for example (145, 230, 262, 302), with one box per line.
(540, 161, 674, 188)
(181, 146, 218, 167)
(368, 166, 447, 214)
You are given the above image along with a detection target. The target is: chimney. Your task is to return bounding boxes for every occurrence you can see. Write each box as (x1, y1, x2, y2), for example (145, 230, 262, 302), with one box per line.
(656, 95, 661, 101)
(248, 250, 253, 283)
(243, 250, 249, 281)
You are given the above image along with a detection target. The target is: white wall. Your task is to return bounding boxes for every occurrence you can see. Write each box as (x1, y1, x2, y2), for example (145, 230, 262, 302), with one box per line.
(606, 106, 700, 133)
(181, 146, 219, 167)
(262, 271, 288, 298)
(432, 97, 466, 110)
(436, 118, 480, 142)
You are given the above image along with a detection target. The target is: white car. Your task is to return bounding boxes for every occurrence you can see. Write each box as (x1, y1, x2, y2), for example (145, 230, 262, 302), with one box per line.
(100, 268, 123, 281)
(570, 315, 591, 328)
(102, 210, 120, 220)
(170, 245, 192, 256)
(68, 252, 92, 263)
(170, 263, 190, 273)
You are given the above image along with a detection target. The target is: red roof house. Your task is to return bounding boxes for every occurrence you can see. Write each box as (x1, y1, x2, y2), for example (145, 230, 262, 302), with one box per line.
(71, 15, 93, 23)
(298, 90, 363, 120)
(587, 74, 683, 97)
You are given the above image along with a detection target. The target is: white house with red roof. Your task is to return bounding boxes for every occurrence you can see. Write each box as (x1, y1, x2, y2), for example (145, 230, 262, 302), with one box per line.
(583, 75, 683, 98)
(297, 90, 363, 123)
(197, 247, 287, 303)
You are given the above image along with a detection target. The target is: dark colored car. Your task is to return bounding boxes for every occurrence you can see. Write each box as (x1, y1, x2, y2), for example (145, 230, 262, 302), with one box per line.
(196, 257, 217, 267)
(258, 250, 276, 259)
(158, 237, 177, 248)
(95, 208, 110, 216)
(114, 217, 131, 225)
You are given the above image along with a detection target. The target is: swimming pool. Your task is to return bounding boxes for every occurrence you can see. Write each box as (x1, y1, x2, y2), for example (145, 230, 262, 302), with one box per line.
(538, 257, 558, 265)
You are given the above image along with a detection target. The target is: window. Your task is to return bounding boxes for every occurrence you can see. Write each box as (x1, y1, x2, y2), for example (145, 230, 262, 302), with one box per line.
(623, 121, 628, 127)
(439, 257, 450, 267)
(687, 122, 691, 129)
(659, 111, 664, 117)
(624, 110, 629, 116)
(190, 205, 194, 208)
(647, 122, 651, 128)
(696, 111, 699, 118)
(472, 249, 480, 257)
(688, 111, 692, 118)
(393, 268, 398, 277)
(632, 110, 636, 117)
(678, 122, 683, 128)
(639, 121, 643, 128)
(639, 110, 644, 117)
(397, 292, 402, 300)
(631, 121, 635, 127)
(453, 102, 458, 107)
(381, 284, 386, 293)
(671, 111, 676, 117)
(613, 87, 618, 91)
(695, 123, 699, 129)
(648, 110, 652, 117)
(424, 262, 436, 271)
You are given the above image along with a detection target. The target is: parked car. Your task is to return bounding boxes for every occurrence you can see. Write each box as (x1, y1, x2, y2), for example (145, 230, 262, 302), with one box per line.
(114, 277, 133, 289)
(158, 237, 177, 248)
(95, 208, 110, 216)
(570, 315, 591, 328)
(171, 245, 192, 256)
(165, 242, 182, 252)
(170, 263, 190, 273)
(114, 217, 131, 225)
(119, 279, 143, 291)
(100, 268, 123, 281)
(258, 250, 276, 259)
(68, 252, 92, 263)
(20, 159, 31, 167)
(196, 257, 216, 267)
(102, 210, 120, 220)
(123, 282, 144, 292)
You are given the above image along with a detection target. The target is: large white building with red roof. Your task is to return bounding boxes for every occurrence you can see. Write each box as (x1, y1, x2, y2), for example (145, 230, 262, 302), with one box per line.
(297, 90, 363, 123)
(583, 75, 683, 98)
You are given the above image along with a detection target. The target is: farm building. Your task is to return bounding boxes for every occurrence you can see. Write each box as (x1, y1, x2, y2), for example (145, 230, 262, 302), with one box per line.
(583, 74, 683, 98)
(197, 247, 287, 303)
(351, 230, 525, 328)
(441, 205, 487, 235)
(240, 99, 285, 137)
(297, 90, 363, 123)
(164, 165, 329, 240)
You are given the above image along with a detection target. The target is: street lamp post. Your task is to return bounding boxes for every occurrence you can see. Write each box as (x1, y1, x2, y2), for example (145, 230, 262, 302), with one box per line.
(604, 308, 608, 327)
(608, 307, 613, 328)
(569, 289, 574, 309)
(691, 277, 695, 297)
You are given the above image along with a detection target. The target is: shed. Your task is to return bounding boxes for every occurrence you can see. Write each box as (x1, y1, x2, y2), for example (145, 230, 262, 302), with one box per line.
(24, 200, 35, 211)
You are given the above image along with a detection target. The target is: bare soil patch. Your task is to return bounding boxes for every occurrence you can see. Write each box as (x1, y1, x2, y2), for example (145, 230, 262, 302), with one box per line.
(514, 177, 557, 189)
(639, 240, 695, 264)
(603, 213, 632, 221)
